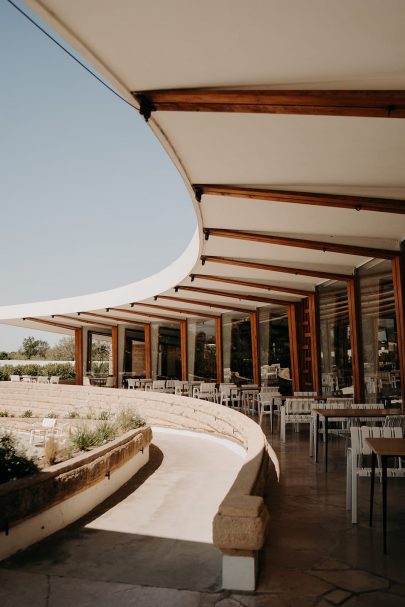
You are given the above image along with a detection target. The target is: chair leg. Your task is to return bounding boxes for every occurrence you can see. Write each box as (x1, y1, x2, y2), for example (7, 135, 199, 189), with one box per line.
(351, 453, 358, 524)
(346, 448, 352, 510)
(280, 409, 286, 442)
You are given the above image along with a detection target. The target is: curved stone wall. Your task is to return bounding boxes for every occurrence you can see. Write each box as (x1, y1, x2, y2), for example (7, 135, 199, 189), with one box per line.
(0, 383, 279, 589)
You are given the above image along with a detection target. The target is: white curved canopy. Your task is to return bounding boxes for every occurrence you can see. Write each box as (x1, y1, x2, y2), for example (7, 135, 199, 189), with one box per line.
(2, 0, 405, 332)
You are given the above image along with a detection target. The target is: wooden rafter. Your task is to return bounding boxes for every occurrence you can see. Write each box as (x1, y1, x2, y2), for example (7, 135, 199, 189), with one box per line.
(190, 273, 311, 296)
(176, 285, 290, 306)
(201, 255, 352, 281)
(156, 295, 251, 313)
(109, 307, 182, 323)
(130, 301, 218, 319)
(56, 314, 115, 328)
(194, 184, 405, 215)
(82, 311, 144, 326)
(204, 228, 397, 259)
(134, 89, 405, 120)
(23, 317, 76, 332)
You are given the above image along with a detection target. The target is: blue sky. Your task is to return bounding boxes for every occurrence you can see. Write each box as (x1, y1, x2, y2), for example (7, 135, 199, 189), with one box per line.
(0, 1, 196, 350)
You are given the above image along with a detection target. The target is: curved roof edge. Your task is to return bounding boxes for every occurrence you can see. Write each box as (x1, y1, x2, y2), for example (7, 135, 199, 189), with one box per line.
(0, 229, 199, 321)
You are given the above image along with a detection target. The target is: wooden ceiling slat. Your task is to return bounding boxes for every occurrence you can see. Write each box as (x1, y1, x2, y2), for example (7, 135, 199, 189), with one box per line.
(190, 273, 311, 296)
(134, 89, 405, 120)
(109, 307, 182, 323)
(204, 228, 397, 259)
(176, 285, 290, 306)
(129, 301, 218, 319)
(201, 255, 351, 281)
(24, 317, 76, 331)
(156, 295, 252, 313)
(195, 184, 405, 214)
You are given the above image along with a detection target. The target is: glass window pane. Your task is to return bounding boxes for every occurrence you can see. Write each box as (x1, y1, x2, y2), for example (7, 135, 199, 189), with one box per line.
(151, 323, 181, 379)
(222, 313, 253, 384)
(258, 305, 291, 392)
(359, 260, 401, 405)
(87, 331, 112, 375)
(318, 282, 352, 397)
(188, 318, 216, 381)
(124, 327, 145, 376)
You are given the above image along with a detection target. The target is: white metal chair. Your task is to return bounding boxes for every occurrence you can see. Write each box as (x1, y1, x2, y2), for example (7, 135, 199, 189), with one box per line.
(37, 375, 49, 384)
(10, 375, 21, 382)
(127, 378, 139, 389)
(30, 417, 58, 445)
(146, 380, 166, 392)
(218, 384, 240, 408)
(50, 376, 60, 384)
(346, 426, 405, 524)
(280, 398, 314, 442)
(164, 379, 176, 394)
(193, 382, 217, 402)
(105, 376, 116, 388)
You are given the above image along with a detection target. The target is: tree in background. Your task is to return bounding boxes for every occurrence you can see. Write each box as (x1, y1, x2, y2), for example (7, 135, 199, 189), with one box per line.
(46, 336, 75, 361)
(0, 352, 9, 360)
(21, 336, 49, 360)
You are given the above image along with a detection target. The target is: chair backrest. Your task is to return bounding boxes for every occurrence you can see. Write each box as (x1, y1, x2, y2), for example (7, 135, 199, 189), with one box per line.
(355, 403, 384, 409)
(127, 378, 137, 389)
(261, 386, 280, 396)
(10, 375, 20, 382)
(105, 376, 115, 387)
(200, 382, 216, 394)
(285, 398, 313, 414)
(294, 391, 317, 397)
(50, 376, 60, 384)
(350, 425, 403, 455)
(37, 376, 49, 384)
(42, 418, 57, 429)
(325, 398, 353, 408)
(152, 380, 166, 390)
(384, 416, 405, 429)
(21, 375, 32, 383)
(165, 379, 176, 389)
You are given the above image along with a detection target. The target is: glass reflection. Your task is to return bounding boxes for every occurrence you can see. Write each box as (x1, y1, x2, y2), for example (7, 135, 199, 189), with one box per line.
(151, 322, 181, 379)
(258, 306, 291, 392)
(222, 313, 253, 384)
(187, 318, 216, 381)
(318, 282, 353, 396)
(359, 260, 401, 404)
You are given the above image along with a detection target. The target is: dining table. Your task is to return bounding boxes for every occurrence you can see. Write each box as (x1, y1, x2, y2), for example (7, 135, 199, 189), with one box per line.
(367, 437, 405, 553)
(312, 408, 404, 471)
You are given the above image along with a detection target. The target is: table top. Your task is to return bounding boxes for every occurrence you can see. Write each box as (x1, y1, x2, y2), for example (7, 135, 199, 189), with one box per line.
(312, 408, 403, 418)
(365, 437, 405, 457)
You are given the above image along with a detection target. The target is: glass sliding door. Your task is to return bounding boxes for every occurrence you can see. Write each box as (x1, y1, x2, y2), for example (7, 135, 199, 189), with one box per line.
(222, 313, 253, 384)
(359, 260, 401, 404)
(151, 323, 181, 379)
(124, 327, 146, 377)
(318, 282, 353, 396)
(87, 331, 112, 375)
(187, 318, 216, 381)
(258, 305, 291, 391)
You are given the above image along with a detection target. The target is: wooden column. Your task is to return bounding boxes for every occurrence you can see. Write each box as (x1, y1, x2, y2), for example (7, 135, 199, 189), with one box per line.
(392, 249, 405, 409)
(144, 324, 152, 379)
(288, 304, 300, 393)
(74, 328, 83, 385)
(215, 317, 223, 383)
(180, 320, 188, 381)
(347, 274, 364, 403)
(308, 293, 321, 394)
(250, 311, 259, 385)
(111, 326, 118, 388)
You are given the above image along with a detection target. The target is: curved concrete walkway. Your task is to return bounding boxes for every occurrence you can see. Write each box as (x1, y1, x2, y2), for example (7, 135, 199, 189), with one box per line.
(0, 429, 245, 605)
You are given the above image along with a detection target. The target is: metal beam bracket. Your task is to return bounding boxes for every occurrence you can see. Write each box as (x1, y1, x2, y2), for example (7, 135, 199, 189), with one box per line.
(134, 93, 156, 122)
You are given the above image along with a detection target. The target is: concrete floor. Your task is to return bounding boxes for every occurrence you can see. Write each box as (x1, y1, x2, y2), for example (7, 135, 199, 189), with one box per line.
(1, 423, 405, 606)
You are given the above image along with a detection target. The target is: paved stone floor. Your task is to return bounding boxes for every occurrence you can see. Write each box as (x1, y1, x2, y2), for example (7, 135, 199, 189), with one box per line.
(1, 422, 405, 606)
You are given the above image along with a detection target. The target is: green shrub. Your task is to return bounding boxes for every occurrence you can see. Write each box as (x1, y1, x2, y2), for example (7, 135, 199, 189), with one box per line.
(66, 411, 80, 419)
(115, 408, 145, 432)
(22, 410, 33, 418)
(47, 411, 58, 419)
(94, 421, 117, 443)
(98, 410, 111, 420)
(0, 363, 75, 381)
(70, 421, 117, 452)
(0, 433, 39, 484)
(0, 410, 9, 417)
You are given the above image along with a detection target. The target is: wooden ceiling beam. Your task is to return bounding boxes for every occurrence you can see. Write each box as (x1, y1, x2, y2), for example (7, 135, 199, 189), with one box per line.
(201, 255, 352, 281)
(176, 285, 291, 306)
(194, 184, 405, 214)
(81, 311, 146, 326)
(133, 89, 405, 120)
(204, 228, 397, 259)
(109, 307, 183, 323)
(23, 317, 76, 331)
(190, 273, 311, 296)
(156, 295, 252, 313)
(129, 302, 218, 319)
(56, 314, 115, 328)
